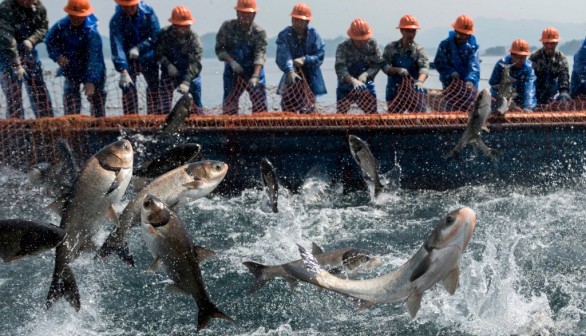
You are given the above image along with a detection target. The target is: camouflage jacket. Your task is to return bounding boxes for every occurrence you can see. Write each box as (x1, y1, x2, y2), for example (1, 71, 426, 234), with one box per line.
(0, 0, 48, 66)
(335, 38, 382, 82)
(382, 39, 429, 76)
(529, 48, 570, 104)
(156, 26, 203, 83)
(215, 19, 267, 67)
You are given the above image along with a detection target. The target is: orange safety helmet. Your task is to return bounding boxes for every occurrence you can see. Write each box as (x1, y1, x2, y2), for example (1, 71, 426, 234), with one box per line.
(235, 0, 257, 13)
(396, 14, 420, 29)
(290, 3, 312, 21)
(168, 6, 194, 25)
(540, 27, 560, 43)
(509, 39, 531, 56)
(451, 14, 474, 34)
(114, 0, 139, 5)
(347, 18, 372, 41)
(64, 0, 94, 17)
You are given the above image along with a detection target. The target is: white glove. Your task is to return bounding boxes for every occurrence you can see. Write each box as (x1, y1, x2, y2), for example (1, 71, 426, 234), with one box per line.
(167, 63, 179, 77)
(465, 81, 474, 90)
(357, 72, 369, 83)
(229, 60, 243, 74)
(13, 65, 26, 81)
(450, 71, 460, 79)
(177, 82, 190, 94)
(248, 75, 259, 88)
(286, 71, 302, 85)
(128, 47, 140, 60)
(293, 57, 305, 67)
(21, 40, 33, 52)
(349, 77, 366, 90)
(119, 73, 133, 89)
(84, 83, 95, 97)
(395, 67, 409, 77)
(557, 92, 571, 101)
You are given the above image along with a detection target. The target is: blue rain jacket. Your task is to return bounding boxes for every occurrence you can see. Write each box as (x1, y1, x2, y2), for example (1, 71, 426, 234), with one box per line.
(275, 26, 327, 96)
(571, 38, 586, 97)
(109, 1, 160, 72)
(434, 31, 480, 88)
(489, 55, 536, 109)
(46, 14, 105, 84)
(222, 41, 266, 98)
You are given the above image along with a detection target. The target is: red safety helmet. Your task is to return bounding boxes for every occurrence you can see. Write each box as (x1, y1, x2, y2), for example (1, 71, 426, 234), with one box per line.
(509, 39, 531, 56)
(235, 0, 257, 13)
(347, 18, 372, 41)
(168, 6, 194, 25)
(451, 14, 474, 34)
(64, 0, 94, 17)
(114, 0, 139, 5)
(540, 27, 560, 43)
(290, 3, 312, 21)
(396, 14, 420, 29)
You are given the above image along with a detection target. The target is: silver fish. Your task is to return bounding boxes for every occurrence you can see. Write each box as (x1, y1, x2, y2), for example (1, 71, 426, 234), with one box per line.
(260, 158, 278, 213)
(299, 207, 476, 318)
(28, 138, 80, 196)
(243, 242, 382, 294)
(493, 63, 517, 115)
(46, 140, 134, 311)
(0, 219, 66, 262)
(447, 89, 495, 161)
(348, 135, 385, 197)
(160, 93, 193, 136)
(141, 194, 233, 330)
(97, 160, 228, 266)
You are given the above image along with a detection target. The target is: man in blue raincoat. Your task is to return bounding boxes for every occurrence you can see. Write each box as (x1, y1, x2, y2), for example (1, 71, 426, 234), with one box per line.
(571, 37, 586, 98)
(434, 15, 480, 91)
(335, 18, 382, 114)
(489, 39, 536, 112)
(382, 14, 429, 113)
(110, 0, 160, 115)
(156, 6, 203, 114)
(215, 0, 268, 115)
(0, 0, 53, 118)
(46, 0, 106, 117)
(275, 3, 326, 114)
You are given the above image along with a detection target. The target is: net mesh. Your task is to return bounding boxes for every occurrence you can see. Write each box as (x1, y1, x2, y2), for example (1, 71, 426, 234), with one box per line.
(2, 70, 586, 170)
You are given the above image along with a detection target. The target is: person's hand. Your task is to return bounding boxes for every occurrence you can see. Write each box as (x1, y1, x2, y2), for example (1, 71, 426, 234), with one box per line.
(557, 92, 571, 101)
(21, 40, 33, 52)
(248, 75, 259, 87)
(128, 47, 140, 60)
(13, 65, 26, 81)
(357, 72, 369, 83)
(465, 81, 474, 90)
(293, 57, 305, 67)
(414, 80, 426, 93)
(286, 71, 302, 85)
(395, 67, 409, 77)
(450, 71, 460, 79)
(83, 83, 95, 97)
(350, 77, 366, 90)
(177, 82, 190, 94)
(119, 72, 133, 89)
(229, 60, 243, 74)
(167, 63, 178, 77)
(57, 55, 69, 67)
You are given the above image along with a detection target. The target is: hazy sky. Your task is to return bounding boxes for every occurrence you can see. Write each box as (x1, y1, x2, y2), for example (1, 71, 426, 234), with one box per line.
(45, 0, 585, 40)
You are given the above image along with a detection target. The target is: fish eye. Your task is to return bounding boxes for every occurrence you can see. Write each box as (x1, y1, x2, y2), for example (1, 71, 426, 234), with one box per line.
(214, 164, 222, 171)
(446, 215, 455, 224)
(143, 198, 154, 207)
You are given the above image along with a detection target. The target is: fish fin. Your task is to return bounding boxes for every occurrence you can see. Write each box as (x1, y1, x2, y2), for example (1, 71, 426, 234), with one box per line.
(147, 257, 162, 272)
(166, 282, 191, 296)
(147, 225, 163, 237)
(46, 264, 80, 311)
(482, 126, 490, 133)
(194, 246, 215, 263)
(406, 291, 423, 318)
(95, 230, 135, 267)
(183, 179, 205, 189)
(298, 244, 322, 275)
(242, 261, 270, 294)
(106, 205, 120, 227)
(311, 242, 324, 255)
(442, 266, 460, 295)
(327, 266, 343, 275)
(409, 254, 432, 282)
(356, 299, 375, 310)
(285, 278, 299, 289)
(197, 302, 234, 331)
(476, 139, 496, 163)
(271, 202, 278, 213)
(46, 196, 67, 215)
(106, 170, 124, 195)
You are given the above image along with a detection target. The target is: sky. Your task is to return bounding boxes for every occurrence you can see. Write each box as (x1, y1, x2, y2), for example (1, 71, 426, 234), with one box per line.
(45, 0, 586, 43)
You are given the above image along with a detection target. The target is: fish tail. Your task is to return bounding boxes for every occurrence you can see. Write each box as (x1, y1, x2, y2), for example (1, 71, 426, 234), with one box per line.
(374, 182, 384, 198)
(95, 229, 135, 267)
(46, 263, 80, 311)
(197, 301, 234, 331)
(242, 261, 270, 294)
(270, 201, 278, 213)
(406, 291, 423, 318)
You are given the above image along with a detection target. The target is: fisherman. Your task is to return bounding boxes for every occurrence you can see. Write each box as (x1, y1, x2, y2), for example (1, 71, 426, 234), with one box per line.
(335, 18, 382, 114)
(109, 0, 160, 115)
(434, 14, 480, 110)
(216, 0, 268, 115)
(529, 27, 570, 104)
(46, 0, 106, 117)
(489, 39, 536, 112)
(570, 37, 586, 98)
(0, 0, 53, 118)
(382, 14, 429, 113)
(275, 3, 326, 114)
(156, 6, 203, 115)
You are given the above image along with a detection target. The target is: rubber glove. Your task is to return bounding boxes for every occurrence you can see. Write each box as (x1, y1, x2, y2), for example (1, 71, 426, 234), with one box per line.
(13, 65, 26, 81)
(229, 60, 243, 74)
(557, 92, 571, 101)
(293, 57, 305, 67)
(395, 68, 409, 77)
(119, 73, 134, 89)
(465, 81, 474, 90)
(414, 80, 427, 93)
(21, 40, 33, 52)
(167, 63, 179, 77)
(357, 72, 369, 83)
(128, 47, 140, 60)
(349, 77, 366, 90)
(177, 82, 190, 94)
(286, 71, 302, 85)
(249, 75, 259, 87)
(450, 71, 460, 79)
